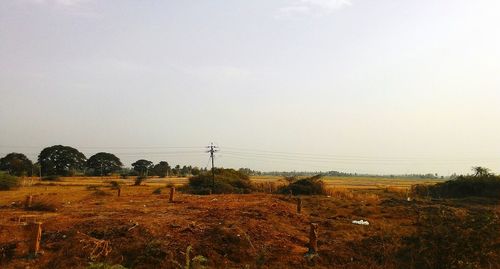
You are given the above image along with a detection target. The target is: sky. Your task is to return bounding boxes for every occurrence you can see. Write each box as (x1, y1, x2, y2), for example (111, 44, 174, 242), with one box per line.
(1, 0, 500, 175)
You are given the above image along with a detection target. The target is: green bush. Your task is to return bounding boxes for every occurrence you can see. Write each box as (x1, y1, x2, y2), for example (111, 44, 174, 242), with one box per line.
(278, 175, 326, 195)
(412, 171, 500, 198)
(183, 168, 254, 194)
(0, 172, 20, 191)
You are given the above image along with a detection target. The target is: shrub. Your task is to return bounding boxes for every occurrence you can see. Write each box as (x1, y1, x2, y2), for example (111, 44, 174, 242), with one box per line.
(152, 188, 162, 195)
(109, 180, 122, 189)
(183, 168, 254, 195)
(278, 175, 326, 195)
(134, 176, 146, 186)
(27, 198, 58, 212)
(0, 172, 20, 191)
(412, 171, 500, 198)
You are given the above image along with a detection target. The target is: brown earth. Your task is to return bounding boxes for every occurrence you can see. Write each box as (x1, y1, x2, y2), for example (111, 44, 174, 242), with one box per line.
(0, 182, 499, 269)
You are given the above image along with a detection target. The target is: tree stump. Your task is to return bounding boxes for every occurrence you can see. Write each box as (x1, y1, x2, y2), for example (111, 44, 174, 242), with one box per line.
(169, 187, 175, 203)
(297, 198, 302, 214)
(309, 223, 318, 253)
(25, 195, 33, 208)
(28, 222, 42, 256)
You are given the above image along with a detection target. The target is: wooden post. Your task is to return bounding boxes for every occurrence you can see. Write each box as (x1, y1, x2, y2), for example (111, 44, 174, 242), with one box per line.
(117, 188, 121, 197)
(169, 187, 175, 203)
(25, 195, 33, 208)
(28, 222, 42, 256)
(297, 198, 302, 214)
(309, 223, 318, 253)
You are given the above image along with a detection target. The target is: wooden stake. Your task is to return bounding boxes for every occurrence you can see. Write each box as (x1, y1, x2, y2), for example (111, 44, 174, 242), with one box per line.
(25, 195, 33, 208)
(117, 188, 121, 197)
(169, 187, 175, 203)
(297, 198, 302, 214)
(309, 223, 318, 253)
(28, 222, 42, 256)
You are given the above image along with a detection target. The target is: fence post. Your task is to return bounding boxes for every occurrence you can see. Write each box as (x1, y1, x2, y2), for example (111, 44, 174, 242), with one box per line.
(309, 223, 318, 253)
(25, 195, 33, 208)
(28, 221, 42, 256)
(297, 198, 302, 214)
(169, 187, 175, 203)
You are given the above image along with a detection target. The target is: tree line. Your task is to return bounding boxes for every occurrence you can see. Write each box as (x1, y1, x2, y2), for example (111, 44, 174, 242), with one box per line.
(0, 145, 206, 178)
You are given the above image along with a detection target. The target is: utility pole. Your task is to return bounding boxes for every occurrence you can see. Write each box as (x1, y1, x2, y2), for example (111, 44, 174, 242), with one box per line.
(206, 143, 219, 191)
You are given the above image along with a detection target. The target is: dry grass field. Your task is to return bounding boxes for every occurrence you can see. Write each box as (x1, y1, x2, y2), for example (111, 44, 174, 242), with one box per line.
(0, 176, 498, 269)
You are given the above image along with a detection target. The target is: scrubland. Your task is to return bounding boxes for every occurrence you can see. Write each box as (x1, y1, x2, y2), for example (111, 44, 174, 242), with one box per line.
(0, 176, 498, 269)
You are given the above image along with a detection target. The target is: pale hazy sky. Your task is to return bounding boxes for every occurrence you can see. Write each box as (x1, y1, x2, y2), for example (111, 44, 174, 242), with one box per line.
(1, 0, 499, 175)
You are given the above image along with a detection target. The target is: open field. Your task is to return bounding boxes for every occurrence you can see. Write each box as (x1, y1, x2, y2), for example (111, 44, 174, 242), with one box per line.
(1, 177, 498, 269)
(16, 175, 446, 189)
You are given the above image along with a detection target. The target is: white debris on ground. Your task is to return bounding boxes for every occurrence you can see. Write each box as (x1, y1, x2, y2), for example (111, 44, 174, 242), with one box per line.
(352, 220, 370, 225)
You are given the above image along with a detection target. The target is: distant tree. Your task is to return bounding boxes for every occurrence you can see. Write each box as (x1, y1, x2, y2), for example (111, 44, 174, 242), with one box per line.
(191, 166, 201, 176)
(38, 145, 86, 176)
(131, 159, 153, 177)
(172, 164, 181, 176)
(153, 161, 170, 178)
(87, 152, 123, 176)
(0, 153, 33, 176)
(180, 165, 190, 176)
(472, 166, 491, 178)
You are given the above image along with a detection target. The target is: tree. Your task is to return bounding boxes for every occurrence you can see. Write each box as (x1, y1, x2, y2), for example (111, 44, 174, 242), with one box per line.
(0, 153, 33, 176)
(172, 165, 181, 176)
(191, 166, 201, 176)
(38, 145, 87, 176)
(87, 152, 123, 176)
(180, 165, 190, 176)
(472, 166, 491, 178)
(153, 161, 170, 178)
(131, 159, 153, 177)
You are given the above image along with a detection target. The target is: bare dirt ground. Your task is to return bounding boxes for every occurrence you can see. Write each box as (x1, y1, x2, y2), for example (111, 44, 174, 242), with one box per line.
(0, 178, 498, 269)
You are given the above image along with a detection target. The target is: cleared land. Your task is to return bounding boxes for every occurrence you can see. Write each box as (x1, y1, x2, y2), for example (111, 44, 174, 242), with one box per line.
(0, 177, 498, 269)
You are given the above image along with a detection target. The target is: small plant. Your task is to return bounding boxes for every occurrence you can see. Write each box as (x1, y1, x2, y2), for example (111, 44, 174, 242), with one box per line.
(109, 181, 122, 189)
(86, 262, 127, 269)
(134, 176, 146, 186)
(27, 198, 58, 212)
(0, 172, 20, 191)
(152, 188, 162, 195)
(172, 245, 207, 269)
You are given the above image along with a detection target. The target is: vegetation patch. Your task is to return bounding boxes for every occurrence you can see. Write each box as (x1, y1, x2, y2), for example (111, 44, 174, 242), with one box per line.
(397, 206, 500, 269)
(0, 172, 20, 191)
(412, 167, 500, 198)
(27, 198, 58, 212)
(278, 175, 326, 195)
(183, 169, 254, 194)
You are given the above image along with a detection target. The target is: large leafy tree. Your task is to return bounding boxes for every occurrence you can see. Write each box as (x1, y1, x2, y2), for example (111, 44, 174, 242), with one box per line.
(38, 145, 87, 176)
(153, 161, 170, 178)
(0, 153, 33, 176)
(131, 159, 153, 176)
(87, 152, 123, 176)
